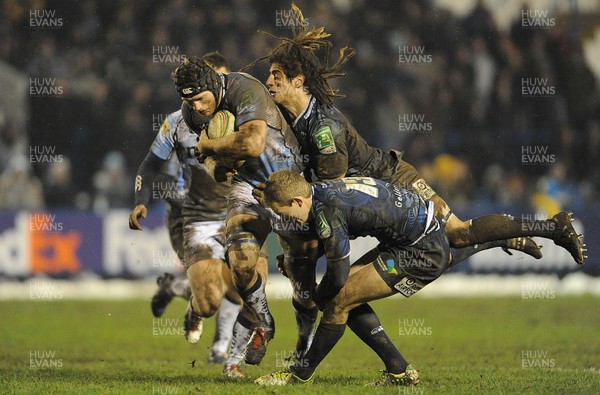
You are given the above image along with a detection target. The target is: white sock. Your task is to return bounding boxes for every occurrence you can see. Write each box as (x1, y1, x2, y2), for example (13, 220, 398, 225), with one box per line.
(242, 275, 273, 327)
(170, 277, 191, 299)
(211, 297, 242, 355)
(224, 317, 253, 368)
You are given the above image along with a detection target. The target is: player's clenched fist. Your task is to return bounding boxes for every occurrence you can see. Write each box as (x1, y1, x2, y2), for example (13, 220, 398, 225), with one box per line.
(128, 204, 148, 230)
(253, 183, 266, 206)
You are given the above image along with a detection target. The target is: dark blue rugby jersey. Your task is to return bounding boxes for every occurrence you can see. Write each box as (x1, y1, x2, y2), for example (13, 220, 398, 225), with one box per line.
(311, 177, 439, 264)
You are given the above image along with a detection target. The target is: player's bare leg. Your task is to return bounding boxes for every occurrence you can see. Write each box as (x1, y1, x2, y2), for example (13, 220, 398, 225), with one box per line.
(184, 258, 225, 344)
(223, 213, 274, 369)
(256, 263, 417, 386)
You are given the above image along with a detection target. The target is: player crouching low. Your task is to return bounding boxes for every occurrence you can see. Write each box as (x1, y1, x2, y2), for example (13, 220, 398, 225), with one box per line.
(254, 170, 585, 387)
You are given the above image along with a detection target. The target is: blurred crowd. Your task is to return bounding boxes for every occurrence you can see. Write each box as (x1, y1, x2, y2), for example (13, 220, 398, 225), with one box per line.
(0, 0, 598, 214)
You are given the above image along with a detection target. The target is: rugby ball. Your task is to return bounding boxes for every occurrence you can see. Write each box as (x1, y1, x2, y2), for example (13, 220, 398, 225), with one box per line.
(207, 109, 236, 139)
(205, 110, 245, 174)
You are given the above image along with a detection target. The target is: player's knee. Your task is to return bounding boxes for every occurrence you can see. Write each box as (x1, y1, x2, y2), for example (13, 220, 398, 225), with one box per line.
(232, 267, 258, 292)
(445, 215, 473, 247)
(322, 300, 349, 323)
(227, 233, 261, 289)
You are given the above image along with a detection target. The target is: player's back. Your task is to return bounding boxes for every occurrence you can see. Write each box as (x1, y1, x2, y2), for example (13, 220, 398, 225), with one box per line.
(287, 97, 397, 181)
(312, 177, 437, 246)
(220, 72, 305, 186)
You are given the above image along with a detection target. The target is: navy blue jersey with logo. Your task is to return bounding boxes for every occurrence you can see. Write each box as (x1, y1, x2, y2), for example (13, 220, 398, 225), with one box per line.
(311, 177, 439, 265)
(280, 95, 397, 181)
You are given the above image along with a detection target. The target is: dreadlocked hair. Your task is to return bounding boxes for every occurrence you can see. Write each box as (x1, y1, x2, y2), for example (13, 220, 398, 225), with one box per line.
(244, 3, 356, 106)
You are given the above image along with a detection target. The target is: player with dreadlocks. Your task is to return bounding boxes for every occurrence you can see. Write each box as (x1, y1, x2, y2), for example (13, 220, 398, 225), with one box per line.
(249, 3, 586, 386)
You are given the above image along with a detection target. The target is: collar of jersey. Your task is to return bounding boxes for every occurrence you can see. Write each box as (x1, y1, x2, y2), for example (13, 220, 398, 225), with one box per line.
(292, 94, 316, 128)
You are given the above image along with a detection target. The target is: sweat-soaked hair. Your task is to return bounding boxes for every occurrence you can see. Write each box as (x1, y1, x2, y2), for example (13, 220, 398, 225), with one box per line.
(244, 3, 355, 106)
(263, 170, 311, 208)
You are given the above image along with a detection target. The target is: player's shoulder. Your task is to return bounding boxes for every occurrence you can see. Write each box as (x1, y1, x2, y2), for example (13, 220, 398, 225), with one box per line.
(224, 72, 269, 111)
(159, 110, 184, 136)
(227, 72, 265, 90)
(310, 102, 347, 143)
(167, 109, 183, 122)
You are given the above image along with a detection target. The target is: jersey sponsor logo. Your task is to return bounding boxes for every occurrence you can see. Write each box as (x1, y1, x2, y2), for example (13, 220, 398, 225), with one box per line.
(412, 178, 435, 200)
(315, 211, 331, 239)
(386, 259, 398, 274)
(314, 126, 336, 154)
(393, 276, 424, 298)
(182, 87, 194, 95)
(135, 175, 142, 192)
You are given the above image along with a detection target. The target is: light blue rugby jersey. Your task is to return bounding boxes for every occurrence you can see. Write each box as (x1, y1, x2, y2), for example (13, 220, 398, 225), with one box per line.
(150, 110, 229, 221)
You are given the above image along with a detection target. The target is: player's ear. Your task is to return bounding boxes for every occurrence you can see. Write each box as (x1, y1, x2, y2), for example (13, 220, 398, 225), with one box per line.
(294, 74, 305, 88)
(292, 196, 304, 207)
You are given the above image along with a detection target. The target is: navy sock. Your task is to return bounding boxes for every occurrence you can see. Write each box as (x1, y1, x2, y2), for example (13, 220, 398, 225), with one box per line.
(347, 303, 408, 374)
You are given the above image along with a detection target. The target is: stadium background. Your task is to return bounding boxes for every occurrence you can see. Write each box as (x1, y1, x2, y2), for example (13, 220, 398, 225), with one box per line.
(0, 0, 599, 283)
(1, 2, 600, 394)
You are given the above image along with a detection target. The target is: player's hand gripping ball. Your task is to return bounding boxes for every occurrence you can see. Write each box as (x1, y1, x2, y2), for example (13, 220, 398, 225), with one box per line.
(202, 110, 245, 181)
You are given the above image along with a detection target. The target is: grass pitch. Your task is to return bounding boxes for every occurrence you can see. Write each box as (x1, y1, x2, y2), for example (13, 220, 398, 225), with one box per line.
(1, 295, 599, 394)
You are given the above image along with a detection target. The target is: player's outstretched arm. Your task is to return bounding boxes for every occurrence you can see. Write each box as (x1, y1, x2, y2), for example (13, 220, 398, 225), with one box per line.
(128, 151, 167, 230)
(199, 119, 266, 159)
